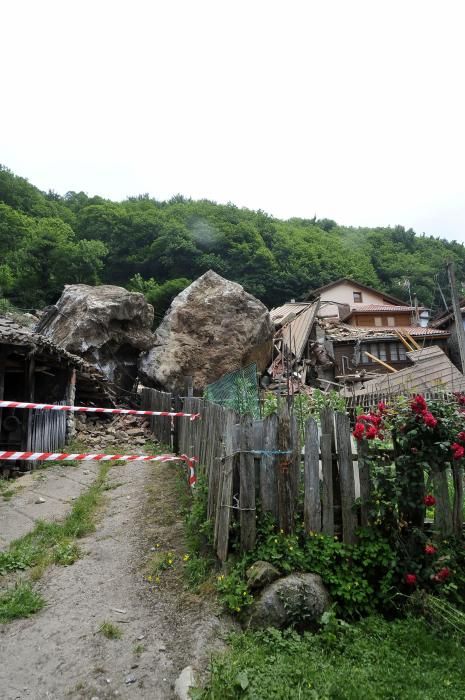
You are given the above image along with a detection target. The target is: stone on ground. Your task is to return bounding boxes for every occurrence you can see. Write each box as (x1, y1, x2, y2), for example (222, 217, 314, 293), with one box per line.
(139, 270, 274, 392)
(246, 561, 280, 590)
(37, 284, 155, 391)
(174, 666, 196, 700)
(247, 573, 330, 630)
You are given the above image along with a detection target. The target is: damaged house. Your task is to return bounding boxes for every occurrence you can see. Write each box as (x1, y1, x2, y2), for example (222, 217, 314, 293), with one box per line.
(307, 278, 449, 379)
(0, 315, 113, 474)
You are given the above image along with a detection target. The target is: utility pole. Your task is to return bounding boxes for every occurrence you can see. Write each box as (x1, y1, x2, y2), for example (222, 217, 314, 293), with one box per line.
(446, 260, 465, 373)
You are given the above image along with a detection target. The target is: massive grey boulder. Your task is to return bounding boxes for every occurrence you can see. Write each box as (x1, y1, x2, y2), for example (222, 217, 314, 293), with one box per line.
(247, 573, 330, 630)
(139, 270, 274, 393)
(37, 284, 155, 391)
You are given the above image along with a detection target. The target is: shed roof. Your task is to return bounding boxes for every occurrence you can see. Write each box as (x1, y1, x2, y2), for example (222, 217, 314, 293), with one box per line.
(342, 346, 465, 398)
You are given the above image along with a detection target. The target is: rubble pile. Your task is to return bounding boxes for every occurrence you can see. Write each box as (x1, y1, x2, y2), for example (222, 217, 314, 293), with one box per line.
(73, 413, 155, 452)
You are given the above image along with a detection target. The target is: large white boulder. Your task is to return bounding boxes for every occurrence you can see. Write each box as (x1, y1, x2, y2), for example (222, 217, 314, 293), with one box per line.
(37, 284, 155, 391)
(139, 270, 274, 393)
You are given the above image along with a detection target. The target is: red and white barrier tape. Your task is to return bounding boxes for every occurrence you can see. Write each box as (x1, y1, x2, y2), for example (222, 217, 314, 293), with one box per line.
(0, 401, 200, 421)
(0, 451, 197, 486)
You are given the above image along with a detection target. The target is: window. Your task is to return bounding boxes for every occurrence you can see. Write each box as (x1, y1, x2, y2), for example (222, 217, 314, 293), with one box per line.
(363, 343, 387, 363)
(390, 342, 407, 362)
(353, 291, 362, 302)
(387, 316, 395, 327)
(374, 316, 382, 326)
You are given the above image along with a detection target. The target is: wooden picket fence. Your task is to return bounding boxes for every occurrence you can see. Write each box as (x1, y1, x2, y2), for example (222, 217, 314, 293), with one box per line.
(141, 388, 464, 560)
(142, 388, 369, 560)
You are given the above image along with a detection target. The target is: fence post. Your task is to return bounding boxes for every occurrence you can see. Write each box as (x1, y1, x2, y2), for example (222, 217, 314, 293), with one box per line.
(277, 402, 296, 534)
(304, 417, 321, 533)
(260, 413, 279, 521)
(215, 409, 236, 561)
(357, 440, 371, 528)
(239, 415, 256, 551)
(432, 468, 453, 537)
(335, 412, 357, 545)
(452, 464, 464, 536)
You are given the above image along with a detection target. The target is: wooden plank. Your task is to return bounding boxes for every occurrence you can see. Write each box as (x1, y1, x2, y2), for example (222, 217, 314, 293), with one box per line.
(253, 419, 264, 490)
(433, 467, 453, 537)
(335, 412, 357, 545)
(320, 433, 334, 535)
(216, 410, 236, 561)
(260, 413, 279, 521)
(22, 354, 35, 451)
(357, 439, 372, 528)
(239, 415, 256, 551)
(277, 402, 295, 534)
(452, 464, 464, 536)
(0, 350, 6, 437)
(304, 417, 321, 532)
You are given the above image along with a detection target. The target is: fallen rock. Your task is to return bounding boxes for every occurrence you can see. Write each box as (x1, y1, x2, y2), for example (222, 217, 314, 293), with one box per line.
(139, 270, 274, 392)
(246, 561, 280, 590)
(36, 284, 155, 391)
(247, 573, 330, 630)
(174, 666, 196, 700)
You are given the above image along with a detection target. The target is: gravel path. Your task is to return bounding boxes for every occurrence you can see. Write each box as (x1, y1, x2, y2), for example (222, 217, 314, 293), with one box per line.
(0, 459, 232, 699)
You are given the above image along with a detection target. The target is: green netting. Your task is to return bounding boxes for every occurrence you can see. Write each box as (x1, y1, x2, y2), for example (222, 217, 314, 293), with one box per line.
(204, 363, 260, 418)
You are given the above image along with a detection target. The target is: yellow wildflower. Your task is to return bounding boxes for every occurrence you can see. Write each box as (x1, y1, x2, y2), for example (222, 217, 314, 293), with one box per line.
(147, 575, 153, 582)
(183, 554, 190, 561)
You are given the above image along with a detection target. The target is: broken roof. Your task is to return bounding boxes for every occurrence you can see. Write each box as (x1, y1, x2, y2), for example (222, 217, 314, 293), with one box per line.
(306, 278, 408, 306)
(270, 301, 319, 361)
(321, 320, 449, 342)
(430, 299, 465, 328)
(342, 346, 465, 398)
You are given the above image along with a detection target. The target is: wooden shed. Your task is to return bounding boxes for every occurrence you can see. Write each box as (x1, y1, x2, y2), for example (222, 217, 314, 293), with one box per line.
(0, 315, 113, 474)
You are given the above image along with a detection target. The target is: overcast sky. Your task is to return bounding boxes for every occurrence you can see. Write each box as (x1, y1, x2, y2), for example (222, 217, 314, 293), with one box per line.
(2, 1, 465, 241)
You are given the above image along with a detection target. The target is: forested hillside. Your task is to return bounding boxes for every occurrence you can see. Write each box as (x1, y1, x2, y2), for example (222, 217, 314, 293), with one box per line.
(1, 164, 464, 319)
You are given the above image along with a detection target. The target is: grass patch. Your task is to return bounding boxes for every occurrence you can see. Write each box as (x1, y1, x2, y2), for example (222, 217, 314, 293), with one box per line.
(198, 615, 465, 699)
(0, 582, 45, 622)
(99, 620, 122, 639)
(133, 643, 145, 655)
(0, 462, 111, 577)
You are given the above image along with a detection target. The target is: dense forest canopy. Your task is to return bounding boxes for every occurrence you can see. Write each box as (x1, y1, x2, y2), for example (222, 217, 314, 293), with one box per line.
(1, 164, 464, 319)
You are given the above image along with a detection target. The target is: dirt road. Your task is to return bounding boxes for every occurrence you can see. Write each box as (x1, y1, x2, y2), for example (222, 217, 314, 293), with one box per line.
(0, 459, 231, 699)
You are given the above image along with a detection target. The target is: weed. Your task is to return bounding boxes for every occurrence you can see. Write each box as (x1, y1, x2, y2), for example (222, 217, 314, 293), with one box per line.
(0, 582, 45, 622)
(99, 620, 122, 639)
(2, 489, 14, 501)
(147, 551, 175, 578)
(53, 541, 81, 566)
(133, 643, 145, 655)
(198, 616, 465, 699)
(0, 463, 110, 578)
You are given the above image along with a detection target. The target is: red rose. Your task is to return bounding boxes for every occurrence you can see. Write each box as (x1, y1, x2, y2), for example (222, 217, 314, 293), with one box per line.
(452, 443, 465, 460)
(404, 573, 417, 586)
(353, 423, 365, 441)
(424, 494, 436, 507)
(411, 447, 418, 454)
(433, 567, 451, 582)
(377, 401, 388, 413)
(457, 431, 465, 443)
(365, 425, 378, 440)
(422, 412, 438, 428)
(424, 544, 437, 555)
(411, 395, 427, 414)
